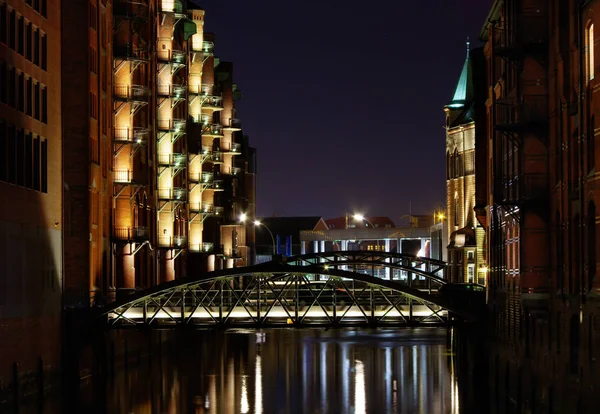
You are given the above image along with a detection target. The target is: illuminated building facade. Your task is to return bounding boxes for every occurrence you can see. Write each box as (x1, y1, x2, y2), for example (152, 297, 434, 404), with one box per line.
(479, 0, 600, 411)
(444, 42, 487, 285)
(61, 0, 255, 304)
(0, 0, 62, 389)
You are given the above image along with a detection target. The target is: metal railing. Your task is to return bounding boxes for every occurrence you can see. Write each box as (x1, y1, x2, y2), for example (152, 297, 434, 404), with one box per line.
(201, 94, 223, 108)
(158, 235, 187, 248)
(224, 118, 242, 129)
(157, 153, 186, 166)
(189, 242, 215, 253)
(114, 226, 148, 241)
(113, 84, 150, 101)
(114, 127, 149, 143)
(157, 49, 186, 64)
(492, 13, 548, 53)
(113, 169, 144, 184)
(113, 0, 148, 20)
(113, 45, 148, 61)
(189, 83, 214, 95)
(494, 95, 548, 128)
(202, 124, 223, 136)
(157, 118, 186, 131)
(222, 142, 241, 153)
(157, 187, 186, 200)
(157, 83, 186, 97)
(189, 171, 215, 183)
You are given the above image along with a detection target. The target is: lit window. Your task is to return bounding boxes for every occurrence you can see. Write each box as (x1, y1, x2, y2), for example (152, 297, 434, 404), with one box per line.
(588, 23, 595, 83)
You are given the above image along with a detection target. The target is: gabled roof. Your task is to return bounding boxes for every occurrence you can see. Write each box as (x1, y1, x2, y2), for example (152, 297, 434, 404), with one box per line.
(446, 41, 473, 109)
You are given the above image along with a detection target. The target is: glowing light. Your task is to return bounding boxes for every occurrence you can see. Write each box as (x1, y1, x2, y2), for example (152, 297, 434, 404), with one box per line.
(353, 214, 365, 221)
(255, 354, 263, 414)
(324, 264, 330, 270)
(240, 376, 249, 413)
(254, 220, 261, 226)
(239, 213, 247, 223)
(354, 360, 366, 414)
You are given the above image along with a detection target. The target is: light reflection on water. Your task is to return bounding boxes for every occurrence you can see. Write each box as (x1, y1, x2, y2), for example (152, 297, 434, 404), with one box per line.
(95, 328, 465, 413)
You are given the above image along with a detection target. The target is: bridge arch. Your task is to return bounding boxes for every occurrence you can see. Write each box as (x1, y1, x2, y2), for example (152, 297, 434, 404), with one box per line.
(101, 257, 475, 328)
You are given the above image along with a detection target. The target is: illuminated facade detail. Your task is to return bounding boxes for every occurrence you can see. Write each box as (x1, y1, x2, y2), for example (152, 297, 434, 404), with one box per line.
(444, 42, 486, 285)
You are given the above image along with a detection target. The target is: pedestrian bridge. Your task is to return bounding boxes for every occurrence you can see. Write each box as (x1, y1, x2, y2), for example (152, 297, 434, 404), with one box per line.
(101, 251, 481, 328)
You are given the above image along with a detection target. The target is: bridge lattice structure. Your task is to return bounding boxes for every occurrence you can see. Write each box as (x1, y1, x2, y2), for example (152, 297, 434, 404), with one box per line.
(101, 251, 477, 328)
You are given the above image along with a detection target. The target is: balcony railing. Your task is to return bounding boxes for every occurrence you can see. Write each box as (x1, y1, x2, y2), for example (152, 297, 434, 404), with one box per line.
(157, 153, 187, 166)
(157, 187, 186, 200)
(223, 118, 242, 130)
(157, 118, 186, 132)
(113, 45, 148, 61)
(189, 242, 214, 253)
(492, 13, 548, 55)
(494, 173, 548, 204)
(113, 127, 149, 143)
(494, 95, 548, 130)
(189, 83, 214, 95)
(157, 83, 187, 98)
(113, 0, 148, 20)
(189, 203, 224, 215)
(114, 226, 148, 241)
(201, 94, 223, 108)
(158, 235, 187, 248)
(157, 49, 186, 64)
(114, 84, 150, 101)
(222, 142, 241, 153)
(202, 124, 223, 136)
(113, 169, 145, 184)
(209, 152, 224, 164)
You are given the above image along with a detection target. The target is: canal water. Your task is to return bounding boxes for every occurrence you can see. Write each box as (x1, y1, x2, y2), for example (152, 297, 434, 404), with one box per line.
(21, 327, 487, 413)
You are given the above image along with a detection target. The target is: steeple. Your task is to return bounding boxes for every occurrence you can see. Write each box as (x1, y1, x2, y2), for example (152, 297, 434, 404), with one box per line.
(446, 39, 473, 109)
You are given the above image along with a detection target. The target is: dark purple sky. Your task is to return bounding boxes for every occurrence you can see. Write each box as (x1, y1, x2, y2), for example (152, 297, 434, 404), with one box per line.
(203, 0, 494, 222)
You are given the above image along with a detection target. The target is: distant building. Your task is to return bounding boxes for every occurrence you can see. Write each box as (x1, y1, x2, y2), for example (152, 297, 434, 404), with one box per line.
(255, 217, 327, 263)
(444, 42, 487, 285)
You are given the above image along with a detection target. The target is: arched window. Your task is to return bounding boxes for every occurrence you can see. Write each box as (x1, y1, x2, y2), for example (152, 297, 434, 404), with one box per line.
(454, 194, 459, 226)
(587, 22, 595, 83)
(588, 115, 595, 172)
(454, 148, 460, 178)
(446, 151, 451, 179)
(556, 211, 564, 293)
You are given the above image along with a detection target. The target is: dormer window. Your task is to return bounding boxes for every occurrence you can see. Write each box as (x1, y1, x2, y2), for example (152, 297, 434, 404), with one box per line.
(587, 22, 595, 83)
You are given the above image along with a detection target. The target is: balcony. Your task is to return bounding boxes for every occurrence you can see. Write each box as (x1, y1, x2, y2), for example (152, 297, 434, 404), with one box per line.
(157, 83, 187, 98)
(157, 187, 186, 200)
(189, 171, 215, 183)
(189, 242, 214, 253)
(492, 13, 548, 57)
(157, 118, 186, 132)
(221, 142, 241, 154)
(114, 84, 150, 102)
(202, 124, 223, 137)
(157, 153, 187, 166)
(114, 226, 148, 242)
(158, 235, 187, 248)
(223, 118, 242, 131)
(494, 173, 548, 205)
(189, 203, 224, 216)
(113, 127, 149, 144)
(113, 45, 148, 62)
(494, 95, 548, 132)
(113, 0, 148, 22)
(209, 152, 224, 164)
(201, 94, 223, 110)
(189, 83, 214, 96)
(159, 0, 185, 17)
(113, 169, 146, 185)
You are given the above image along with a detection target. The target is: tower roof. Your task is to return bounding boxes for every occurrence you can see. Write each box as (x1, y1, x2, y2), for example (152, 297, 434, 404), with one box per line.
(446, 40, 473, 109)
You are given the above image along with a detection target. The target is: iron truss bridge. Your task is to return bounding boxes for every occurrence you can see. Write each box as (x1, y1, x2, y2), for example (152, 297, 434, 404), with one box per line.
(101, 251, 479, 328)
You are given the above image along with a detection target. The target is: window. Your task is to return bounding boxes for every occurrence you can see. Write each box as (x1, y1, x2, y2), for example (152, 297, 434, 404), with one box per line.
(16, 129, 24, 186)
(0, 4, 7, 44)
(41, 0, 47, 18)
(454, 194, 459, 226)
(33, 28, 39, 65)
(41, 87, 47, 123)
(8, 67, 15, 107)
(467, 251, 474, 260)
(41, 34, 46, 70)
(89, 4, 97, 30)
(0, 62, 6, 104)
(9, 10, 15, 49)
(17, 15, 23, 55)
(26, 77, 32, 116)
(468, 264, 475, 283)
(34, 82, 40, 120)
(17, 72, 24, 112)
(0, 123, 5, 182)
(26, 22, 32, 61)
(89, 46, 97, 74)
(7, 125, 15, 183)
(41, 139, 47, 193)
(587, 23, 595, 83)
(89, 92, 97, 119)
(589, 115, 595, 172)
(33, 136, 40, 190)
(25, 133, 32, 188)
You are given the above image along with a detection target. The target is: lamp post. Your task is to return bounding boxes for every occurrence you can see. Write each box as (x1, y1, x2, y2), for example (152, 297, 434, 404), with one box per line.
(254, 220, 276, 256)
(353, 213, 381, 252)
(239, 214, 276, 256)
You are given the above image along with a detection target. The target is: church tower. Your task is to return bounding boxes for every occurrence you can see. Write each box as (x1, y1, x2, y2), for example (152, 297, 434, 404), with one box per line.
(444, 41, 487, 285)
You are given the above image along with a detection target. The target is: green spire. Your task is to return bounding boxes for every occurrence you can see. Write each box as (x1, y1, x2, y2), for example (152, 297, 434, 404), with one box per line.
(447, 39, 473, 109)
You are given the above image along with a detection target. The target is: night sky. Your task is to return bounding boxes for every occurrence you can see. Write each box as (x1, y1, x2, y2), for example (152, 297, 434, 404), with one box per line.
(202, 0, 494, 222)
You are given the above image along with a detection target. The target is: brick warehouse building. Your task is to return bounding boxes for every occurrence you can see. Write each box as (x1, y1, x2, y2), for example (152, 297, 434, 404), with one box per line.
(61, 0, 256, 307)
(444, 42, 488, 285)
(479, 0, 600, 412)
(0, 0, 63, 390)
(0, 0, 256, 392)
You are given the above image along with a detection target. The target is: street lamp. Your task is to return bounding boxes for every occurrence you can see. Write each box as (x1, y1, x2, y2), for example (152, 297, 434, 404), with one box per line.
(254, 220, 276, 255)
(354, 213, 381, 252)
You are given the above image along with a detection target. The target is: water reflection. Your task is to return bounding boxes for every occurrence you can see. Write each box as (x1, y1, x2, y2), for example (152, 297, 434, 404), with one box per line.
(73, 328, 469, 413)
